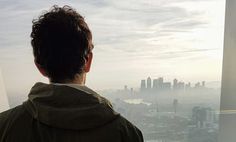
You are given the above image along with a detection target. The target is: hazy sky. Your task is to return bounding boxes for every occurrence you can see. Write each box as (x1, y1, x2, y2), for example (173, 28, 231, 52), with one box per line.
(0, 0, 225, 93)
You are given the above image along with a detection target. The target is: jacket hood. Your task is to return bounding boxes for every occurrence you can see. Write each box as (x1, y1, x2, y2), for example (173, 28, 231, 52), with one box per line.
(23, 82, 119, 130)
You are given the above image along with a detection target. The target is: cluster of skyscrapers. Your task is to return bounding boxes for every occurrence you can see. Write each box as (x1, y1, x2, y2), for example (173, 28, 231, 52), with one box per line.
(192, 106, 217, 128)
(140, 77, 206, 93)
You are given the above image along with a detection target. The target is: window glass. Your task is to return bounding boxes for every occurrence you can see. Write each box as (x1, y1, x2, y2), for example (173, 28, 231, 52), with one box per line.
(0, 0, 225, 141)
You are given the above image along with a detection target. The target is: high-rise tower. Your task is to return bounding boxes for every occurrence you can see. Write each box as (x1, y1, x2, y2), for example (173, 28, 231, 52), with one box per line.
(173, 79, 178, 90)
(140, 79, 146, 92)
(147, 77, 152, 89)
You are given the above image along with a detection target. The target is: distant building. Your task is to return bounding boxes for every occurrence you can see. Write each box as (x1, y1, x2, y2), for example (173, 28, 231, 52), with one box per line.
(173, 79, 185, 91)
(140, 79, 146, 92)
(202, 81, 205, 87)
(205, 107, 215, 123)
(195, 82, 201, 88)
(153, 79, 159, 89)
(173, 79, 178, 90)
(124, 85, 128, 91)
(178, 82, 185, 90)
(147, 77, 152, 89)
(192, 106, 216, 128)
(185, 82, 191, 90)
(173, 99, 178, 114)
(162, 82, 171, 91)
(157, 77, 164, 90)
(195, 81, 206, 89)
(158, 77, 164, 84)
(130, 88, 134, 95)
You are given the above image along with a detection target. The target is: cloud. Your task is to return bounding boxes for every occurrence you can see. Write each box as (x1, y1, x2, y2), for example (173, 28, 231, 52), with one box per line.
(70, 0, 211, 60)
(0, 0, 208, 51)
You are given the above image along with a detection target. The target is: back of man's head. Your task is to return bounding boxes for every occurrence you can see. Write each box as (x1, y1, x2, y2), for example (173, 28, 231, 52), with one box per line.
(31, 5, 93, 83)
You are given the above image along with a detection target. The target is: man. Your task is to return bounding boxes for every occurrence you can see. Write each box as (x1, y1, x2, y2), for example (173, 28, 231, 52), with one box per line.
(0, 5, 143, 142)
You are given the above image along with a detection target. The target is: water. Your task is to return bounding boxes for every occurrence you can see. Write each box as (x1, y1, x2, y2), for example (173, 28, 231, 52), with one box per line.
(124, 98, 152, 106)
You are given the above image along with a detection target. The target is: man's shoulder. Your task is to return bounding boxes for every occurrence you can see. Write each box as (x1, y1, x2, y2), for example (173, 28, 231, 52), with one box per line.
(112, 115, 143, 142)
(0, 106, 18, 125)
(0, 105, 26, 119)
(0, 105, 28, 133)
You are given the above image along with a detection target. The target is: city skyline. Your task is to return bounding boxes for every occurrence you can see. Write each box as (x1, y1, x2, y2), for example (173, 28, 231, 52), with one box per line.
(140, 77, 206, 89)
(122, 76, 219, 93)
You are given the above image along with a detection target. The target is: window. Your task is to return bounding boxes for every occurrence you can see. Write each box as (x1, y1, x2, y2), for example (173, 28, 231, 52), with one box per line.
(0, 0, 226, 141)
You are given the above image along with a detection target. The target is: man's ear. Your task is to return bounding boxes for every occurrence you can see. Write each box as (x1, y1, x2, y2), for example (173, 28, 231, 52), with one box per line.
(34, 60, 48, 77)
(84, 52, 93, 73)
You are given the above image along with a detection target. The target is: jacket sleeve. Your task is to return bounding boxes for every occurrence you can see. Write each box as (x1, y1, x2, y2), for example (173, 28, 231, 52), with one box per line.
(119, 116, 144, 142)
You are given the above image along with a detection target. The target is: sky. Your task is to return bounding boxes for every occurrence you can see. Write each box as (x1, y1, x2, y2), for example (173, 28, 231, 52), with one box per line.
(0, 0, 225, 94)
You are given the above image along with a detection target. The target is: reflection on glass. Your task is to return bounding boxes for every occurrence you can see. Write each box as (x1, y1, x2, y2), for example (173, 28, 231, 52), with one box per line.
(0, 69, 9, 112)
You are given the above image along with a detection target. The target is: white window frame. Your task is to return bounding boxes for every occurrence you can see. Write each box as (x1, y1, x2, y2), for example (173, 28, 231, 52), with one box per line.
(218, 0, 236, 141)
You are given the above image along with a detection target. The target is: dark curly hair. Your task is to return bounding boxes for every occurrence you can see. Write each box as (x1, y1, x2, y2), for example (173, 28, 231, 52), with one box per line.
(31, 5, 93, 83)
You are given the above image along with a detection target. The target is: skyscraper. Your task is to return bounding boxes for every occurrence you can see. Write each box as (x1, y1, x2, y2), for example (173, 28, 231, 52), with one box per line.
(158, 77, 163, 84)
(124, 85, 128, 91)
(185, 82, 191, 90)
(162, 82, 171, 90)
(178, 82, 185, 90)
(202, 81, 205, 87)
(173, 99, 178, 114)
(141, 79, 146, 92)
(153, 79, 158, 89)
(147, 77, 152, 89)
(195, 82, 201, 88)
(173, 79, 178, 90)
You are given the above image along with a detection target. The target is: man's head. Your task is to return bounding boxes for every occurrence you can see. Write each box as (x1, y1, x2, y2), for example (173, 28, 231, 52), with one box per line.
(31, 5, 93, 83)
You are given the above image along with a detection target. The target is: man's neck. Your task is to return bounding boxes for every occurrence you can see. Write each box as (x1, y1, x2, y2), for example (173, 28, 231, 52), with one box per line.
(50, 73, 86, 85)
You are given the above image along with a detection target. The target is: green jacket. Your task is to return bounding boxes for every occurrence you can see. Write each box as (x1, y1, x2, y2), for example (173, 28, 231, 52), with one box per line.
(0, 82, 143, 142)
